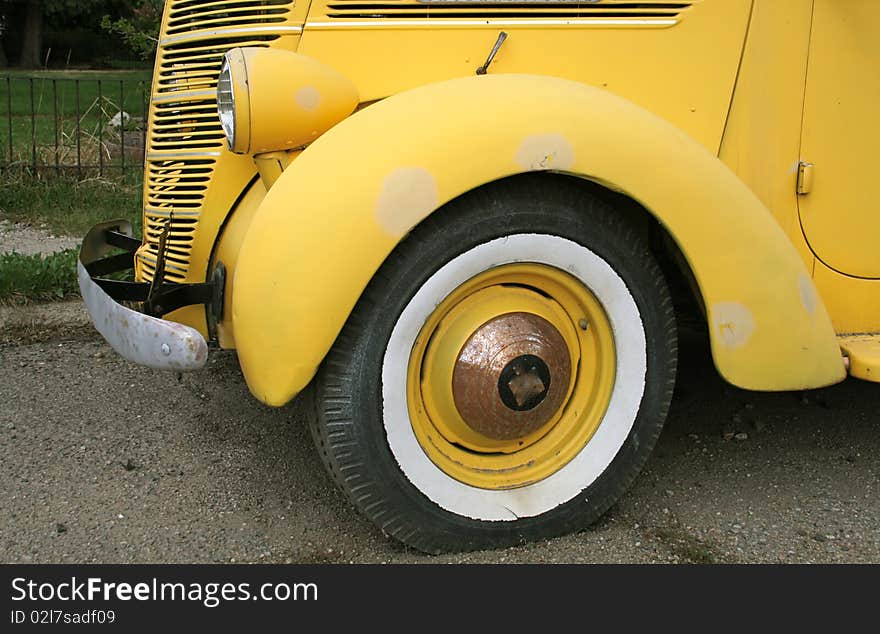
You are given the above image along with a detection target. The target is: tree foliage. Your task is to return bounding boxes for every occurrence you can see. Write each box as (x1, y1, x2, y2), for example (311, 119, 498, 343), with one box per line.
(42, 0, 108, 19)
(0, 0, 164, 67)
(101, 1, 164, 61)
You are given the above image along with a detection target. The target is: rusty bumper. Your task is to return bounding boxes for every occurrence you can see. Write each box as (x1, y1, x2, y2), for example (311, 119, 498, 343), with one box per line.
(78, 220, 209, 371)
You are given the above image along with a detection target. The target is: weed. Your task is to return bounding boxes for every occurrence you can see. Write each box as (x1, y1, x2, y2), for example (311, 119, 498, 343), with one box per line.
(0, 177, 143, 237)
(0, 249, 79, 304)
(647, 524, 721, 564)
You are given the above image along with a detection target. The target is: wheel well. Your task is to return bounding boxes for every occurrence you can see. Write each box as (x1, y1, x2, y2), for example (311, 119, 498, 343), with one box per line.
(544, 173, 707, 334)
(435, 172, 708, 336)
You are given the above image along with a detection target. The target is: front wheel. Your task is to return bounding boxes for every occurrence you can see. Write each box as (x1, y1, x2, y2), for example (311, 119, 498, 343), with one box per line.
(310, 177, 677, 553)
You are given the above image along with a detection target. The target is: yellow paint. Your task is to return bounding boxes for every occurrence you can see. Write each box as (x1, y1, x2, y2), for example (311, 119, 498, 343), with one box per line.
(137, 0, 750, 356)
(375, 167, 439, 237)
(135, 0, 880, 407)
(253, 150, 296, 189)
(224, 48, 359, 155)
(718, 0, 879, 339)
(798, 0, 880, 279)
(813, 264, 880, 335)
(135, 149, 259, 339)
(295, 86, 321, 111)
(839, 335, 880, 383)
(798, 274, 819, 316)
(135, 0, 308, 328)
(233, 74, 844, 406)
(711, 302, 756, 349)
(407, 263, 616, 490)
(515, 134, 575, 172)
(210, 177, 269, 349)
(300, 0, 752, 153)
(718, 0, 816, 271)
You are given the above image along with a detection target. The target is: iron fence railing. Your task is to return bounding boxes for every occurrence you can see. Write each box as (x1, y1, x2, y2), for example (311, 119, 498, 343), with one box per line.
(0, 75, 152, 179)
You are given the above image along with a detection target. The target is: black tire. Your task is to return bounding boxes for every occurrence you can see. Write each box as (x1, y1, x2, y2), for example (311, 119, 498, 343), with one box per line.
(310, 175, 677, 553)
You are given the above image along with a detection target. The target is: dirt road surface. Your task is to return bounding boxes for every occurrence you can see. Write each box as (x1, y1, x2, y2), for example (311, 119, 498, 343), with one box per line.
(0, 219, 78, 257)
(1, 303, 878, 564)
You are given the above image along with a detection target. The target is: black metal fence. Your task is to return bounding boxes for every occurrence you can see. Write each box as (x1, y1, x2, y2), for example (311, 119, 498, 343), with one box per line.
(0, 75, 152, 180)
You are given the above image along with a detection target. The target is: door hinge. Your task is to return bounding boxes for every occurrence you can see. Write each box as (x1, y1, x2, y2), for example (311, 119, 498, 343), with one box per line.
(797, 161, 814, 195)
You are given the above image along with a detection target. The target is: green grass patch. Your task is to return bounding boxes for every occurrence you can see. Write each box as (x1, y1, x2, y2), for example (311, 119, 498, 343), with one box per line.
(0, 177, 143, 237)
(0, 248, 79, 304)
(0, 177, 142, 304)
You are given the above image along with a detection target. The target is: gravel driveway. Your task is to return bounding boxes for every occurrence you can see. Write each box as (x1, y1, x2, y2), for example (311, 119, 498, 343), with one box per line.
(0, 303, 878, 564)
(0, 219, 78, 257)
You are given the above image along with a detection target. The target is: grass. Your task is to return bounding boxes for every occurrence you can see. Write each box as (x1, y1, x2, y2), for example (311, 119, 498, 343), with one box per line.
(0, 248, 79, 304)
(0, 246, 135, 305)
(0, 70, 152, 81)
(0, 176, 143, 237)
(0, 71, 152, 176)
(0, 177, 143, 304)
(0, 71, 151, 304)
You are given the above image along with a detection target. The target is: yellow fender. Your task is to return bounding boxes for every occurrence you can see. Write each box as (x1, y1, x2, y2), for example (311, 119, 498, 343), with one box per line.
(232, 74, 845, 406)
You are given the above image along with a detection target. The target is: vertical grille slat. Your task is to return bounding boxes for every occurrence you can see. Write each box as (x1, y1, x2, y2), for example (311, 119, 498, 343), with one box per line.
(140, 0, 298, 283)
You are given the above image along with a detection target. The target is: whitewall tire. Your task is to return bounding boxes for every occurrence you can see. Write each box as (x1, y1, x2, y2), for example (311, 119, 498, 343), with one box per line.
(310, 175, 677, 553)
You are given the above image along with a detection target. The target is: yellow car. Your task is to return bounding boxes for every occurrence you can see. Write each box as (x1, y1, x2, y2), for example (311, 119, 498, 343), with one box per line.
(78, 0, 880, 553)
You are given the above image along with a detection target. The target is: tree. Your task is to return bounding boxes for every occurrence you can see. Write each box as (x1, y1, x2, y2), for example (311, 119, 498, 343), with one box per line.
(19, 0, 41, 68)
(0, 11, 9, 67)
(6, 0, 120, 68)
(101, 1, 164, 61)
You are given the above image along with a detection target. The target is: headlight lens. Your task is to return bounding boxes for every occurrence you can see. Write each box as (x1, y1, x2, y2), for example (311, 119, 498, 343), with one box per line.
(216, 48, 357, 155)
(217, 59, 235, 150)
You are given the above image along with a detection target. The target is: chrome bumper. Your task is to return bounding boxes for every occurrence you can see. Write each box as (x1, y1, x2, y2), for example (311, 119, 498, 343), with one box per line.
(78, 220, 208, 371)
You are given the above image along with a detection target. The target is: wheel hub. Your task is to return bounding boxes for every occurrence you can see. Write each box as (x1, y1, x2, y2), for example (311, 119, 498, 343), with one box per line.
(452, 312, 571, 440)
(407, 262, 617, 490)
(499, 354, 551, 411)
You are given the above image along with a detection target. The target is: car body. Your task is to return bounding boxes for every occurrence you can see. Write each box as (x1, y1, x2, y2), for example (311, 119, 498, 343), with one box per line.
(79, 0, 880, 552)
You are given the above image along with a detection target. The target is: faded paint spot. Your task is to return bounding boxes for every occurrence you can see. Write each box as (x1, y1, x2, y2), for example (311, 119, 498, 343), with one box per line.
(376, 167, 438, 237)
(798, 274, 818, 316)
(515, 133, 575, 171)
(712, 302, 755, 349)
(295, 86, 320, 112)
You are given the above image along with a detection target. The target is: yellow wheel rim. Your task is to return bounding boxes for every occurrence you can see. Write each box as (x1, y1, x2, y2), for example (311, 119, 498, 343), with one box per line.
(406, 263, 617, 490)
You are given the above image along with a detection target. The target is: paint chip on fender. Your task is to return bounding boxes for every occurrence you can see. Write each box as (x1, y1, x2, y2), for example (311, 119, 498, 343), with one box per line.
(376, 167, 438, 237)
(798, 274, 818, 316)
(515, 133, 575, 171)
(712, 302, 755, 348)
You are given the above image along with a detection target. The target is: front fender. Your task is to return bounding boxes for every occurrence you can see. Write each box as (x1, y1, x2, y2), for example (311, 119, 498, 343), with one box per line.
(233, 74, 844, 406)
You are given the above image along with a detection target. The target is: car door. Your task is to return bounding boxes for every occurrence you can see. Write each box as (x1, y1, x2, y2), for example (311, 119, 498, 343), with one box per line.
(798, 0, 880, 279)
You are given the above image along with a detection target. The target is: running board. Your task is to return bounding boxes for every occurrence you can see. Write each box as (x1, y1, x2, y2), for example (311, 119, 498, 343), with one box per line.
(839, 335, 880, 383)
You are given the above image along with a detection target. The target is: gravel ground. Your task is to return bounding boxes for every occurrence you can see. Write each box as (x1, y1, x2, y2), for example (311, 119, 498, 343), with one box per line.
(0, 303, 878, 564)
(0, 218, 79, 256)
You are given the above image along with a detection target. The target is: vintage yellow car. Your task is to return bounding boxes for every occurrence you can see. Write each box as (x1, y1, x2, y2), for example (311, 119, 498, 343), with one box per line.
(78, 0, 879, 553)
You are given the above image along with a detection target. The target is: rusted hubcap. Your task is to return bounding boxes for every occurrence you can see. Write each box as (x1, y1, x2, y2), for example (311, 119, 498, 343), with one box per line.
(407, 262, 617, 489)
(452, 312, 572, 440)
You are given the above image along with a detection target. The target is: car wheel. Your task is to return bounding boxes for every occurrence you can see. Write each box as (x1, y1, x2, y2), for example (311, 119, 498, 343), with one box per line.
(310, 175, 677, 553)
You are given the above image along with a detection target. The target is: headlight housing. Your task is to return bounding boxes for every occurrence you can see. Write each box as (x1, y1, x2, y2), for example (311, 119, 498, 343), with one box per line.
(217, 48, 358, 156)
(216, 48, 251, 154)
(217, 59, 236, 150)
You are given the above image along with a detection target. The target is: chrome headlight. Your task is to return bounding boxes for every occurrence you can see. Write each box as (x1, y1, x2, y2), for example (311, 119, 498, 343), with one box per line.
(217, 58, 236, 150)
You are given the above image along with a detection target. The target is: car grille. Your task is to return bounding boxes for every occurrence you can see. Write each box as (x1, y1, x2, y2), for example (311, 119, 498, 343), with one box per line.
(140, 0, 298, 283)
(321, 0, 695, 23)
